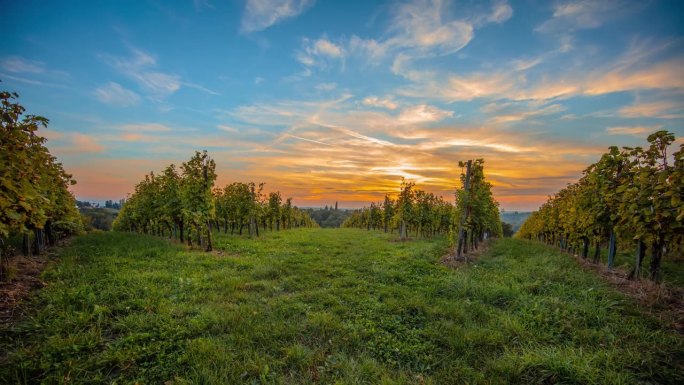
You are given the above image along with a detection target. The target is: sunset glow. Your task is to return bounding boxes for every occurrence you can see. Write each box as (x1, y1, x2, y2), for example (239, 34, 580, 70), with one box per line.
(3, 0, 683, 211)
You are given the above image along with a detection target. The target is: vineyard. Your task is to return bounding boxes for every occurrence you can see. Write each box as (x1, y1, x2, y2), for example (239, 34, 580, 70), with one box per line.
(517, 131, 683, 282)
(342, 160, 502, 255)
(112, 151, 317, 251)
(1, 92, 683, 384)
(0, 91, 82, 280)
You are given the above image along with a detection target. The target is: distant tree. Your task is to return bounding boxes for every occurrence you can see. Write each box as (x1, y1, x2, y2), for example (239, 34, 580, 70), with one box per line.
(268, 191, 282, 231)
(502, 222, 514, 237)
(382, 195, 394, 233)
(395, 179, 415, 240)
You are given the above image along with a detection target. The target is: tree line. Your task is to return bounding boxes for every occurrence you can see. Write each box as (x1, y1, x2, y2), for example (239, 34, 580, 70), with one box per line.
(112, 151, 317, 251)
(517, 130, 683, 281)
(1, 91, 82, 280)
(342, 159, 503, 256)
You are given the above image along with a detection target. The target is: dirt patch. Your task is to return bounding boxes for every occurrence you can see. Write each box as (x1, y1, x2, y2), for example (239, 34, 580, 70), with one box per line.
(0, 254, 52, 323)
(0, 238, 71, 324)
(568, 252, 684, 334)
(441, 239, 495, 268)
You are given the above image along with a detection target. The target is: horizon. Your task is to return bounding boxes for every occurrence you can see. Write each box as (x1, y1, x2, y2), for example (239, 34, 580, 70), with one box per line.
(3, 0, 683, 212)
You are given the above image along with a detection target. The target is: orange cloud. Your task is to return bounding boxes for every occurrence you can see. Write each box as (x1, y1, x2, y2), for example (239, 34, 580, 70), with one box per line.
(50, 132, 105, 155)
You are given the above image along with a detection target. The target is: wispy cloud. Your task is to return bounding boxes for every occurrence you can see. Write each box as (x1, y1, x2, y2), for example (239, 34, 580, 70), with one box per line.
(297, 37, 345, 67)
(100, 47, 217, 100)
(0, 55, 70, 86)
(51, 132, 106, 155)
(217, 124, 239, 134)
(118, 123, 173, 132)
(536, 0, 630, 34)
(0, 56, 46, 73)
(397, 104, 453, 124)
(606, 125, 664, 137)
(241, 0, 315, 33)
(486, 102, 566, 123)
(298, 0, 513, 77)
(350, 0, 490, 65)
(94, 82, 141, 107)
(584, 57, 684, 95)
(315, 82, 337, 91)
(363, 96, 398, 110)
(617, 100, 684, 119)
(487, 0, 513, 24)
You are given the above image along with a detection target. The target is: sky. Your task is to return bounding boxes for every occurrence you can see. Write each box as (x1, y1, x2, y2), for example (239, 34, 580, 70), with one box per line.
(2, 0, 683, 211)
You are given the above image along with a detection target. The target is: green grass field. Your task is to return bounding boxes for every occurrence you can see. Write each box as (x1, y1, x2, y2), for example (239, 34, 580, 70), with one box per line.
(1, 229, 682, 384)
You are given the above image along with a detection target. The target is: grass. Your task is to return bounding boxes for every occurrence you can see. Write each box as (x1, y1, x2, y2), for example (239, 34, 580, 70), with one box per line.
(1, 228, 682, 384)
(608, 249, 684, 287)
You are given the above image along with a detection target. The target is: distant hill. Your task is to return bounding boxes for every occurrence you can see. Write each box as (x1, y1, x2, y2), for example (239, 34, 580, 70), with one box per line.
(80, 207, 119, 231)
(304, 207, 353, 228)
(501, 211, 532, 233)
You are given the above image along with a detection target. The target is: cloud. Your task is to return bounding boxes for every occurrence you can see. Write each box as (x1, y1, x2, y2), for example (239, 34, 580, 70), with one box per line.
(511, 57, 543, 71)
(363, 96, 398, 110)
(193, 0, 214, 11)
(315, 82, 337, 91)
(487, 103, 566, 123)
(241, 0, 315, 33)
(386, 0, 474, 56)
(536, 0, 628, 33)
(297, 38, 345, 67)
(100, 47, 216, 99)
(217, 124, 240, 133)
(305, 0, 500, 74)
(94, 82, 141, 107)
(396, 41, 684, 103)
(0, 56, 70, 87)
(119, 133, 160, 142)
(606, 125, 664, 137)
(617, 100, 684, 119)
(0, 56, 45, 73)
(313, 38, 343, 58)
(398, 71, 520, 101)
(348, 36, 389, 63)
(51, 133, 106, 155)
(101, 48, 179, 98)
(487, 0, 513, 24)
(118, 123, 173, 132)
(295, 0, 514, 83)
(584, 57, 684, 95)
(397, 104, 453, 124)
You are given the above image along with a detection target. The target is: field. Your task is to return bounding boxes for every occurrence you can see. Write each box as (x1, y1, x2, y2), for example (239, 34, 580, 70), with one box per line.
(1, 229, 682, 384)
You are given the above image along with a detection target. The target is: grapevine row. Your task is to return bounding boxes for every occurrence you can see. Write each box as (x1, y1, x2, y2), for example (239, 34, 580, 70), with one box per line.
(1, 91, 82, 279)
(112, 151, 317, 251)
(517, 131, 683, 281)
(342, 159, 502, 254)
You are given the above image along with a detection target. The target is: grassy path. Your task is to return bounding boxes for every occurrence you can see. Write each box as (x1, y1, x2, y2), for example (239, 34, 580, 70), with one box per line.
(1, 229, 682, 384)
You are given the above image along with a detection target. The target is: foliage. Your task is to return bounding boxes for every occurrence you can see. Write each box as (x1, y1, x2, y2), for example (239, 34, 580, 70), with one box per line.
(1, 230, 681, 384)
(0, 90, 81, 278)
(303, 207, 353, 228)
(500, 211, 531, 233)
(343, 160, 502, 252)
(80, 207, 119, 231)
(517, 131, 683, 281)
(113, 151, 316, 247)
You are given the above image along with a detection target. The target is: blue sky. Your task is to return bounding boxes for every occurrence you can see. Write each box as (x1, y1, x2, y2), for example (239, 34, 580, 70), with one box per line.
(2, 0, 683, 210)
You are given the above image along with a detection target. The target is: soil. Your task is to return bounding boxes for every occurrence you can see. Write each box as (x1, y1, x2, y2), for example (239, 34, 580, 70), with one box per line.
(0, 254, 52, 323)
(569, 252, 684, 334)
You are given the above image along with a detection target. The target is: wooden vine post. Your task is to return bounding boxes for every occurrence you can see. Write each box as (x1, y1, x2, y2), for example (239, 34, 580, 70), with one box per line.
(456, 160, 472, 260)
